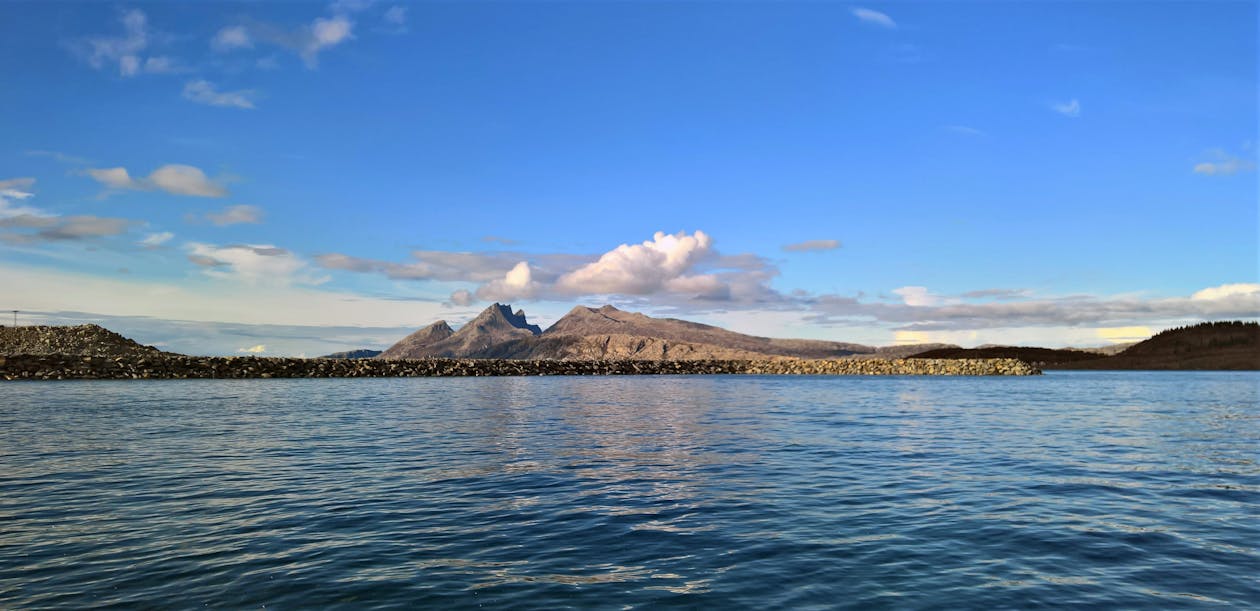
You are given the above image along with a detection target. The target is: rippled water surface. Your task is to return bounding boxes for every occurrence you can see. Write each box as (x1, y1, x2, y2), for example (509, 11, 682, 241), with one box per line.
(2, 372, 1258, 608)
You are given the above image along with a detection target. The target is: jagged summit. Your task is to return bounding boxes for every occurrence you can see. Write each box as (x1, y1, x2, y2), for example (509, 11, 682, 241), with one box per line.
(377, 303, 541, 359)
(481, 303, 542, 335)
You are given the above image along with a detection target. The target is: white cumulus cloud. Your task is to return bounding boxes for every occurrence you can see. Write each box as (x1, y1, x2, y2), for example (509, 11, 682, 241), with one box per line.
(1191, 283, 1260, 301)
(476, 261, 542, 301)
(554, 230, 717, 296)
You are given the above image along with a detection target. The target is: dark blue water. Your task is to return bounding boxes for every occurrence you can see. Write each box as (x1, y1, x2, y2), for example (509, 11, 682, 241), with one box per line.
(1, 371, 1257, 608)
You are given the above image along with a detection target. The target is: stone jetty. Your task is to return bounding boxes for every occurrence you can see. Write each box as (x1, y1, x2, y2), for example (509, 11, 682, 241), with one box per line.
(0, 354, 1039, 380)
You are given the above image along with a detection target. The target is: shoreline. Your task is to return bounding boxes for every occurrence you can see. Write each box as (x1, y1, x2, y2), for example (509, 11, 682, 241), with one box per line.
(0, 355, 1040, 380)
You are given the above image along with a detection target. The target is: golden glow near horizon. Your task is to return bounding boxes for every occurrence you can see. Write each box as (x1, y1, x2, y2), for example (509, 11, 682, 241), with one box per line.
(1096, 326, 1152, 344)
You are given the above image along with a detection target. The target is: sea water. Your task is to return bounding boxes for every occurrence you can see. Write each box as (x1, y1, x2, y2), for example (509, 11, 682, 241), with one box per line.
(1, 371, 1257, 608)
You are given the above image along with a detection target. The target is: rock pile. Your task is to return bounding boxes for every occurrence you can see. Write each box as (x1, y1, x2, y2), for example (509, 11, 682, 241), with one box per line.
(0, 355, 1039, 380)
(0, 325, 167, 358)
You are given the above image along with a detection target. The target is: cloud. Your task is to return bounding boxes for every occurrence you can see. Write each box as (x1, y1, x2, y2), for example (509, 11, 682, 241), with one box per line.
(70, 10, 184, 78)
(142, 56, 186, 74)
(0, 215, 137, 244)
(85, 164, 227, 197)
(205, 205, 264, 226)
(481, 235, 518, 245)
(330, 0, 377, 12)
(183, 80, 257, 109)
(852, 7, 897, 29)
(1052, 99, 1081, 118)
(1191, 283, 1259, 301)
(0, 178, 42, 218)
(892, 286, 941, 307)
(0, 180, 139, 244)
(943, 125, 985, 136)
(782, 239, 840, 253)
(237, 344, 267, 354)
(138, 232, 174, 248)
(554, 230, 718, 296)
(476, 261, 541, 301)
(317, 230, 782, 306)
(449, 289, 475, 306)
(382, 6, 408, 33)
(186, 242, 329, 286)
(26, 150, 92, 165)
(959, 288, 1031, 300)
(231, 14, 356, 69)
(1193, 150, 1256, 176)
(807, 283, 1260, 331)
(305, 16, 354, 66)
(212, 26, 253, 52)
(74, 9, 149, 76)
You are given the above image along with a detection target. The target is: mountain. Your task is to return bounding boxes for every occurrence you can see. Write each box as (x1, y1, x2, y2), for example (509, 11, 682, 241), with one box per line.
(542, 305, 871, 359)
(912, 321, 1259, 370)
(378, 304, 541, 359)
(377, 320, 455, 359)
(378, 303, 957, 361)
(320, 349, 383, 359)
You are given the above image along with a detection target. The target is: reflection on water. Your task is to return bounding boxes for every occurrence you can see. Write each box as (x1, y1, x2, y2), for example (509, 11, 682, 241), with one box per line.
(0, 372, 1257, 608)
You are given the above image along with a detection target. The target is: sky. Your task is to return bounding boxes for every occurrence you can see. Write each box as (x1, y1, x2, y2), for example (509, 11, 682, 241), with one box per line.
(1, 1, 1257, 356)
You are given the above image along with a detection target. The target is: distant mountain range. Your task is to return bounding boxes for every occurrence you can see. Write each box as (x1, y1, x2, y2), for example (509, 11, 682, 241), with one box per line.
(914, 321, 1259, 370)
(372, 302, 955, 361)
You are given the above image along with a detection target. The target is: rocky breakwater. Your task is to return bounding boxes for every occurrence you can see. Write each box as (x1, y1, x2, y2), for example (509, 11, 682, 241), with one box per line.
(0, 355, 1039, 380)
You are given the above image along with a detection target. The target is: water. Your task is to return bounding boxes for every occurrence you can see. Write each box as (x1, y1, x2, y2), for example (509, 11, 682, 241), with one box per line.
(1, 371, 1257, 609)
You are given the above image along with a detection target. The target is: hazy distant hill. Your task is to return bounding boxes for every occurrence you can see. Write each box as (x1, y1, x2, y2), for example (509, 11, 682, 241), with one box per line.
(377, 303, 957, 361)
(913, 321, 1259, 370)
(319, 349, 383, 359)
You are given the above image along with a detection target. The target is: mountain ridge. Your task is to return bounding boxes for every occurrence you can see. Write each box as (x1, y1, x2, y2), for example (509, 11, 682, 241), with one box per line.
(376, 303, 958, 361)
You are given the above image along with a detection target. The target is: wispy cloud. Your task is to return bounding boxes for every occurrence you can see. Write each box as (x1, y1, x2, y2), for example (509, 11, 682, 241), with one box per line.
(68, 9, 184, 78)
(26, 150, 93, 165)
(85, 164, 228, 197)
(1052, 98, 1081, 118)
(183, 80, 257, 109)
(481, 235, 519, 246)
(943, 125, 985, 136)
(211, 26, 253, 52)
(138, 232, 174, 248)
(382, 6, 408, 33)
(1193, 149, 1256, 176)
(782, 239, 841, 253)
(205, 205, 264, 226)
(187, 242, 329, 286)
(852, 7, 897, 29)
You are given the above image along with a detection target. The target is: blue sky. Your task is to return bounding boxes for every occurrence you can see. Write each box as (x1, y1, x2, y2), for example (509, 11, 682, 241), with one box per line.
(1, 1, 1256, 355)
